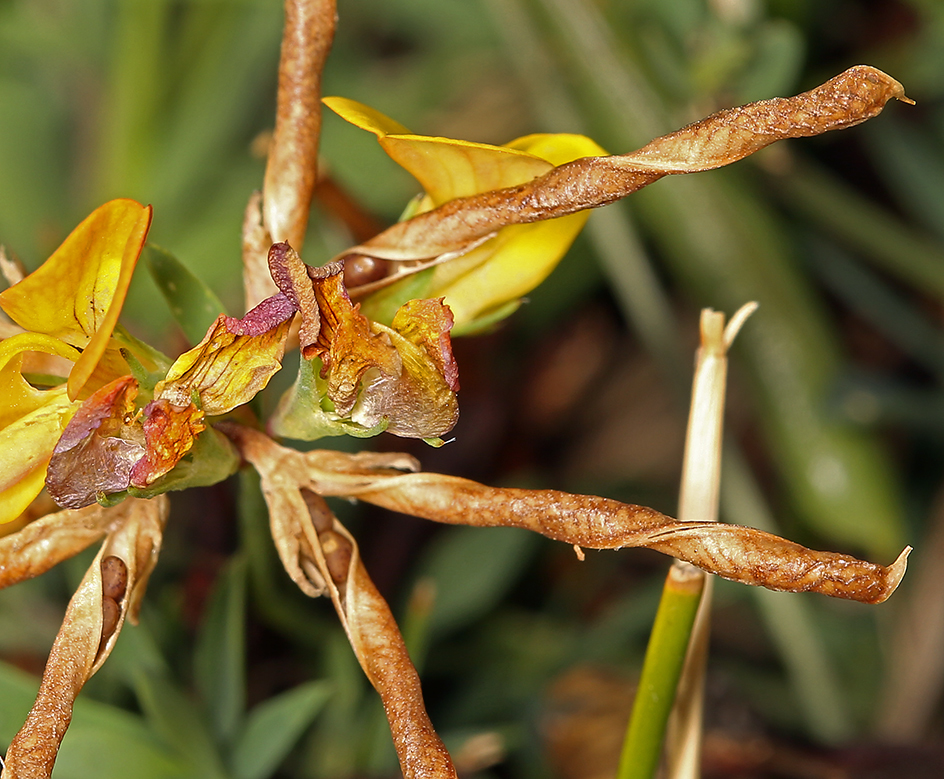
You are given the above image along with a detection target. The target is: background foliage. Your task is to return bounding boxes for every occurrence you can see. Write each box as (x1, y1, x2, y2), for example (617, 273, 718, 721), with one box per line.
(3, 0, 944, 776)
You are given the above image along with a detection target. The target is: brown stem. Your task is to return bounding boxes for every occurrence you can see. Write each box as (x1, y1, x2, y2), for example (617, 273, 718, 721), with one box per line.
(263, 0, 337, 250)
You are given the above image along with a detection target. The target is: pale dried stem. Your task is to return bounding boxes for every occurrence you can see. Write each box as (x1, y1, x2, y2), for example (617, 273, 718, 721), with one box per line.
(665, 304, 754, 779)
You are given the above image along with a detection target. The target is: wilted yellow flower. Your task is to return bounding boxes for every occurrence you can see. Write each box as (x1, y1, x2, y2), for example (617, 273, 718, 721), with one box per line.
(0, 199, 151, 522)
(323, 97, 606, 333)
(267, 242, 459, 442)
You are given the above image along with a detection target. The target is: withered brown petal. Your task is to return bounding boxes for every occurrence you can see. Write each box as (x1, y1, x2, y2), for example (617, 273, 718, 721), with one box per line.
(267, 241, 320, 352)
(129, 400, 206, 488)
(2, 497, 166, 778)
(391, 298, 460, 392)
(0, 504, 116, 590)
(343, 66, 908, 264)
(156, 294, 294, 417)
(311, 268, 402, 413)
(45, 375, 145, 510)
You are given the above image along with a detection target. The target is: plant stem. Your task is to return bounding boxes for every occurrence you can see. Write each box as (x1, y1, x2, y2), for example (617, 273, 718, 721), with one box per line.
(618, 567, 703, 779)
(618, 305, 754, 779)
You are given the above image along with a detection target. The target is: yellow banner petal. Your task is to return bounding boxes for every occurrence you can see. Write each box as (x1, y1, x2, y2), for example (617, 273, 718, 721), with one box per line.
(433, 215, 590, 330)
(324, 96, 552, 205)
(328, 100, 606, 331)
(0, 199, 152, 400)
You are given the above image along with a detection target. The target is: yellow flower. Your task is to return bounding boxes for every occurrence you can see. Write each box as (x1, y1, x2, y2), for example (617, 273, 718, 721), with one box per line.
(323, 97, 606, 333)
(0, 199, 152, 522)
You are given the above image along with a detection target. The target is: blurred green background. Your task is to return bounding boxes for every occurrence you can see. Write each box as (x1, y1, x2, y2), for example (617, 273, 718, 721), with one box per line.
(3, 0, 944, 776)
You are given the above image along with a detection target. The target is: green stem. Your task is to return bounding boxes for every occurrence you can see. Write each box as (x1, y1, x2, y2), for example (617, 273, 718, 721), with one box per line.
(617, 569, 704, 779)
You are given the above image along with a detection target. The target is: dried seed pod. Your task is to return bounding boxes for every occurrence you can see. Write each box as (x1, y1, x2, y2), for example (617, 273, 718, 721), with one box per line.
(343, 66, 910, 265)
(98, 555, 128, 653)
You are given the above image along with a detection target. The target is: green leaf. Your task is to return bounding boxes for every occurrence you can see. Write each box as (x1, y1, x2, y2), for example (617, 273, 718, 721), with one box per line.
(131, 667, 230, 779)
(194, 555, 248, 750)
(0, 661, 196, 779)
(232, 681, 332, 779)
(413, 526, 540, 637)
(143, 243, 228, 346)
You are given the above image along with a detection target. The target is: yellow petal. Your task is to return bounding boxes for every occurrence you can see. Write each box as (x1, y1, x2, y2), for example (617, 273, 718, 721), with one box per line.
(331, 99, 608, 331)
(0, 389, 76, 522)
(435, 216, 591, 330)
(0, 199, 152, 400)
(324, 96, 552, 205)
(0, 332, 81, 428)
(155, 298, 293, 417)
(0, 462, 51, 525)
(504, 132, 607, 166)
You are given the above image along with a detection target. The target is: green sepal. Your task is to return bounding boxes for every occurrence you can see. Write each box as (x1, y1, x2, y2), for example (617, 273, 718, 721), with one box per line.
(268, 355, 389, 441)
(112, 323, 173, 383)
